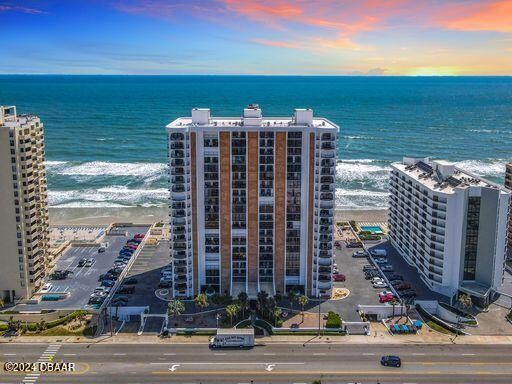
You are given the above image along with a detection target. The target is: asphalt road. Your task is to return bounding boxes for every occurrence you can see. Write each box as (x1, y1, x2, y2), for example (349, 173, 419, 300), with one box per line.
(2, 342, 512, 383)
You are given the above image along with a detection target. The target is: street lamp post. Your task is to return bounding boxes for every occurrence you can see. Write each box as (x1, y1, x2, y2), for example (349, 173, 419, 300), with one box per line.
(317, 293, 321, 337)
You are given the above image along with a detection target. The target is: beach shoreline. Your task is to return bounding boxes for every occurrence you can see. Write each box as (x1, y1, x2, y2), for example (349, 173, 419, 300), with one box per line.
(49, 207, 389, 226)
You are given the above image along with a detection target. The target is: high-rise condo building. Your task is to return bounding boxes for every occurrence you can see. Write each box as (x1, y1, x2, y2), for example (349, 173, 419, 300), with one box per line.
(167, 105, 338, 299)
(0, 106, 50, 302)
(389, 157, 510, 305)
(505, 163, 512, 250)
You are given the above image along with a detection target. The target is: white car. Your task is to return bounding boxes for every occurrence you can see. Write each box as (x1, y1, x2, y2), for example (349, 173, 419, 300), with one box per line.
(371, 277, 384, 284)
(374, 258, 387, 264)
(40, 283, 52, 293)
(373, 281, 388, 289)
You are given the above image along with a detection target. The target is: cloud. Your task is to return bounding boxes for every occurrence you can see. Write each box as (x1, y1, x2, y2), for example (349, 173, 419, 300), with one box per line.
(348, 67, 387, 76)
(436, 1, 512, 33)
(0, 4, 46, 14)
(249, 38, 299, 49)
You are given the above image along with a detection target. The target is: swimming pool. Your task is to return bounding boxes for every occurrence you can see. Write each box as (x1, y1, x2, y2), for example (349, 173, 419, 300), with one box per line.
(360, 225, 384, 235)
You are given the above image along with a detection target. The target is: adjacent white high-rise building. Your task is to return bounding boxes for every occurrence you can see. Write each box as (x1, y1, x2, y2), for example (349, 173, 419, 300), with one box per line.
(167, 105, 338, 298)
(0, 106, 50, 302)
(389, 157, 510, 305)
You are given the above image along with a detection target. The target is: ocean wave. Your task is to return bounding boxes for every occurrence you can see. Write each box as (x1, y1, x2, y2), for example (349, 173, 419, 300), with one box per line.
(48, 186, 169, 207)
(48, 161, 168, 177)
(454, 159, 506, 178)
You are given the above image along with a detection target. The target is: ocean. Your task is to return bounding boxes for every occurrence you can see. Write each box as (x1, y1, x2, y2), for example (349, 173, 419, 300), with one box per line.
(1, 75, 511, 209)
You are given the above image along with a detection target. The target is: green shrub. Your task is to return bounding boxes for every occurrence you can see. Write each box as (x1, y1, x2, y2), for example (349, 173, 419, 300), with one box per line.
(0, 324, 8, 331)
(275, 319, 283, 328)
(325, 311, 341, 329)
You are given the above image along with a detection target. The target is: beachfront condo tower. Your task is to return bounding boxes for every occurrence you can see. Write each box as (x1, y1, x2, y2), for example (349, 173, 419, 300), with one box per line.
(0, 106, 50, 302)
(505, 163, 512, 251)
(167, 105, 338, 299)
(389, 157, 510, 306)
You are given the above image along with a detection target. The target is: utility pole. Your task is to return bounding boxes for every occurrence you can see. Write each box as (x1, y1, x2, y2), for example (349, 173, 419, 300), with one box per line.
(317, 293, 321, 337)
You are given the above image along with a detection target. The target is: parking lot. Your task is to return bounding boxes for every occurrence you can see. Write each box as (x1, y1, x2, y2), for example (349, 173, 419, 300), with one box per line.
(15, 226, 149, 311)
(313, 242, 383, 321)
(365, 240, 447, 303)
(117, 240, 170, 313)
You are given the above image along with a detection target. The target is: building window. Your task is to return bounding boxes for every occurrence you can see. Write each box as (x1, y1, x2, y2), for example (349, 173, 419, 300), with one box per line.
(463, 197, 480, 280)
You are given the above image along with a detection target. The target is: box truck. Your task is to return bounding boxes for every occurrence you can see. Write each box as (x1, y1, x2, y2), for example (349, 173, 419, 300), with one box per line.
(209, 328, 255, 349)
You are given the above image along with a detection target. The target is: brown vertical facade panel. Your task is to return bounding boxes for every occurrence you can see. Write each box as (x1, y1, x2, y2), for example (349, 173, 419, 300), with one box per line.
(190, 132, 199, 296)
(247, 132, 259, 285)
(307, 132, 315, 296)
(274, 132, 287, 294)
(219, 132, 232, 295)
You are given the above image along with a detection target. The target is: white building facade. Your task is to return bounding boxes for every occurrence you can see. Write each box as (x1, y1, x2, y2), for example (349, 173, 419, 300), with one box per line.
(389, 157, 510, 305)
(167, 105, 338, 299)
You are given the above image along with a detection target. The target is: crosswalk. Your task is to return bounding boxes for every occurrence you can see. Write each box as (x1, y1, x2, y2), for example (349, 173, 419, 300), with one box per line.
(21, 344, 61, 384)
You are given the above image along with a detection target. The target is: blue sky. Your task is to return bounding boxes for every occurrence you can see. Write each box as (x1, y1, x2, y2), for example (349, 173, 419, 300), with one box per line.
(0, 0, 511, 75)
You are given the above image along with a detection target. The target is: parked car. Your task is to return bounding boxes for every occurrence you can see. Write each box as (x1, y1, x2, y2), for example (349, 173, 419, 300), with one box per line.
(159, 278, 172, 288)
(99, 273, 116, 281)
(395, 282, 412, 290)
(118, 285, 135, 294)
(365, 271, 380, 280)
(78, 258, 87, 267)
(370, 249, 388, 257)
(334, 240, 341, 249)
(100, 279, 116, 287)
(379, 290, 394, 297)
(94, 286, 110, 294)
(134, 233, 145, 239)
(40, 283, 52, 293)
(352, 250, 366, 258)
(98, 247, 106, 253)
(379, 295, 394, 303)
(371, 277, 384, 284)
(381, 355, 401, 367)
(388, 274, 403, 281)
(363, 265, 377, 271)
(332, 274, 346, 282)
(373, 281, 388, 289)
(374, 258, 387, 264)
(84, 259, 95, 267)
(400, 290, 417, 298)
(381, 265, 394, 272)
(124, 277, 138, 285)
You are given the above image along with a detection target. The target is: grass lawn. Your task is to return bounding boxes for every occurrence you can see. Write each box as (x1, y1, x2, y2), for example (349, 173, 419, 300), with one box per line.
(426, 321, 453, 335)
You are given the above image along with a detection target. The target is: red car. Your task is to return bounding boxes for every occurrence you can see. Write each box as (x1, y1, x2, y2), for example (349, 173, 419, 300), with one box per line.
(332, 274, 346, 282)
(379, 295, 394, 303)
(134, 233, 145, 239)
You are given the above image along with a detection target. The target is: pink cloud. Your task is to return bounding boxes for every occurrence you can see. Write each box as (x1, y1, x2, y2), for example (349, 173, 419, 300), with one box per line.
(435, 1, 512, 33)
(249, 38, 299, 49)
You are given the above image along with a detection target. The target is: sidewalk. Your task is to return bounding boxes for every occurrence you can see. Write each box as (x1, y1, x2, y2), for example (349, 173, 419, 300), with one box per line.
(3, 331, 512, 345)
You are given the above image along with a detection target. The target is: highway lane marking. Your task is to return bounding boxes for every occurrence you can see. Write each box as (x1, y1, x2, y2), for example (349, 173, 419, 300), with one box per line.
(263, 353, 276, 356)
(462, 353, 475, 356)
(63, 353, 76, 356)
(164, 353, 176, 356)
(214, 353, 226, 356)
(412, 353, 425, 356)
(415, 362, 512, 365)
(313, 353, 326, 356)
(362, 353, 375, 356)
(113, 353, 126, 356)
(151, 362, 305, 365)
(3, 353, 16, 356)
(152, 370, 512, 376)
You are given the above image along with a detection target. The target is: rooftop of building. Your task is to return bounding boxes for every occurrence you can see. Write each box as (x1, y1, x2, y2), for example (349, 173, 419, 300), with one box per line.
(166, 105, 339, 131)
(0, 105, 40, 128)
(392, 157, 508, 194)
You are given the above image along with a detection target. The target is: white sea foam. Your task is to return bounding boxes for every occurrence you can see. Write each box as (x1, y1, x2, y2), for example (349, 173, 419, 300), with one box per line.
(48, 186, 169, 207)
(57, 161, 167, 177)
(454, 159, 506, 178)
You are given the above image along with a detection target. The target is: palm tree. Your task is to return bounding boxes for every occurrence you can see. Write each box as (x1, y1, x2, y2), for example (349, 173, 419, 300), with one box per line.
(194, 293, 209, 311)
(167, 299, 185, 326)
(287, 290, 297, 312)
(298, 295, 309, 320)
(257, 291, 269, 314)
(273, 307, 282, 326)
(459, 294, 472, 311)
(0, 298, 4, 309)
(226, 304, 240, 326)
(237, 291, 248, 318)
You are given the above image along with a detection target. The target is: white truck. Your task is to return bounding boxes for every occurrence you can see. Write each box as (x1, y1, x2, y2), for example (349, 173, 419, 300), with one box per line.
(209, 328, 255, 349)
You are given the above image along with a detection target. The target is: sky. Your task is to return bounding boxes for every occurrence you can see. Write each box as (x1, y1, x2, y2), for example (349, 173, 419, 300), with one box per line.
(0, 0, 511, 75)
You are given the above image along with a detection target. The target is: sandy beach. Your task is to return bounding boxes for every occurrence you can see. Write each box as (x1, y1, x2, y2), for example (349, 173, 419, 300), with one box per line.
(49, 207, 388, 226)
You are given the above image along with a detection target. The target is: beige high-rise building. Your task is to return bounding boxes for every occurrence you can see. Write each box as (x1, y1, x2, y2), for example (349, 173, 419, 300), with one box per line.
(0, 106, 50, 302)
(167, 105, 338, 299)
